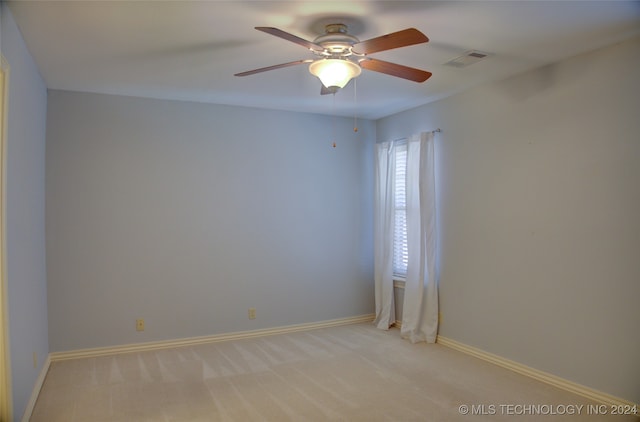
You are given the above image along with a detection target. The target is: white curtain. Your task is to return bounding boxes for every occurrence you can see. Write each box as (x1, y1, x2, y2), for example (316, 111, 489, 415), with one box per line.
(373, 141, 396, 329)
(401, 132, 439, 343)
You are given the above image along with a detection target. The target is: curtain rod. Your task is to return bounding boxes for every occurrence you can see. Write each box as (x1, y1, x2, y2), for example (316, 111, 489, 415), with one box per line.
(389, 129, 441, 144)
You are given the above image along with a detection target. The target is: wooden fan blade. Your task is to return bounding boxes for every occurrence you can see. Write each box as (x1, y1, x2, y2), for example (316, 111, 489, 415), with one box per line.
(235, 59, 313, 77)
(256, 27, 324, 52)
(352, 28, 428, 55)
(359, 58, 432, 83)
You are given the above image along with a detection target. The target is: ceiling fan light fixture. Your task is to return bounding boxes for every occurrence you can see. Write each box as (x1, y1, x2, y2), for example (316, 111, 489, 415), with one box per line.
(309, 59, 361, 89)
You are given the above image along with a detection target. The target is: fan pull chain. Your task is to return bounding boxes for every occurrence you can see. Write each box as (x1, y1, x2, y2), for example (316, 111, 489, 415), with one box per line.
(353, 78, 358, 133)
(332, 92, 337, 148)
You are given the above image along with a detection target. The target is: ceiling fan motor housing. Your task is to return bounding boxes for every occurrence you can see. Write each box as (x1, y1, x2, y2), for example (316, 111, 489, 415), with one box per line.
(313, 24, 360, 56)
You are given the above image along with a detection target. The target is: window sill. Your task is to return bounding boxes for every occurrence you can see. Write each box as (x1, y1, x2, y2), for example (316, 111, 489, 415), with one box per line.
(393, 279, 406, 289)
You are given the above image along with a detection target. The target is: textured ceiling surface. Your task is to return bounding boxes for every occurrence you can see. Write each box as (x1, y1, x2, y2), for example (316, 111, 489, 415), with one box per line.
(6, 1, 640, 119)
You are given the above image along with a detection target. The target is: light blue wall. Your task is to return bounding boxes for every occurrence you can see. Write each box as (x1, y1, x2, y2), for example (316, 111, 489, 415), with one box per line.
(1, 4, 49, 421)
(378, 37, 640, 404)
(46, 91, 375, 352)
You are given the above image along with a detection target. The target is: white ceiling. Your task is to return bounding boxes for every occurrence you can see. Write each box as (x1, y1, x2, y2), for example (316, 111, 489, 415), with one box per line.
(6, 1, 640, 119)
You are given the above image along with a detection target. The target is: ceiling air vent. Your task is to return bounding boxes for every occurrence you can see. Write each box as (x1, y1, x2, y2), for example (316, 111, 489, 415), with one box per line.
(443, 50, 491, 68)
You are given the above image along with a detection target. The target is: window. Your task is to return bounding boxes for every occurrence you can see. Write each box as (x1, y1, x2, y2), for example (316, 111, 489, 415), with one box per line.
(392, 142, 408, 278)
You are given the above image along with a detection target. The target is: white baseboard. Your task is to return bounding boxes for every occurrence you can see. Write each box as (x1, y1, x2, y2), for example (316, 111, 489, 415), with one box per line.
(50, 314, 375, 361)
(436, 335, 638, 409)
(20, 353, 51, 422)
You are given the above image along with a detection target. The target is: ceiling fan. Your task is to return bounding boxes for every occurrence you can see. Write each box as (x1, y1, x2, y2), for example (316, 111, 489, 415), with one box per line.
(235, 23, 432, 94)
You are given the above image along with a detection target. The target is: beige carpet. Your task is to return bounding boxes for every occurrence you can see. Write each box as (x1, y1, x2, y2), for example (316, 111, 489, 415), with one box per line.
(31, 323, 637, 421)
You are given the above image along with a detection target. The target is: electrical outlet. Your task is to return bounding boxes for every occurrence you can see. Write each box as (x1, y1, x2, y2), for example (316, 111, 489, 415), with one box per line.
(33, 352, 37, 368)
(136, 318, 145, 331)
(438, 312, 443, 323)
(248, 308, 256, 320)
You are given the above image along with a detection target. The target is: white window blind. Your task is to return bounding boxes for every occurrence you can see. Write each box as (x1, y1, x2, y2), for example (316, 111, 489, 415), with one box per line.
(393, 142, 408, 277)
